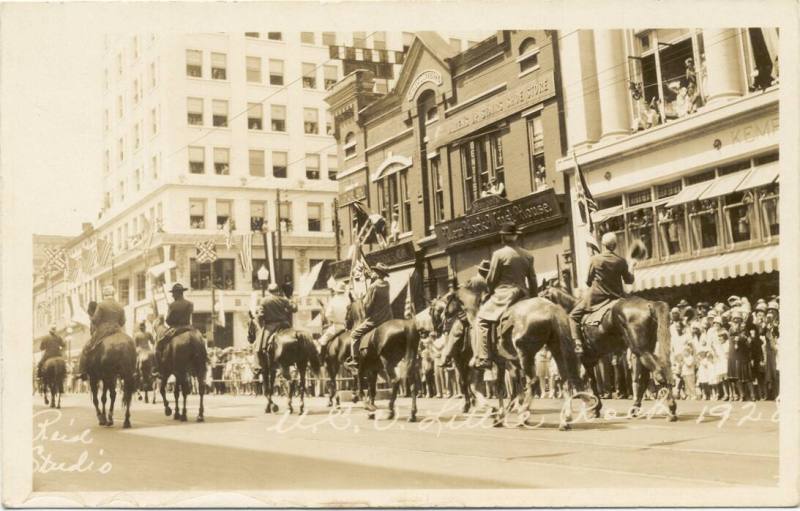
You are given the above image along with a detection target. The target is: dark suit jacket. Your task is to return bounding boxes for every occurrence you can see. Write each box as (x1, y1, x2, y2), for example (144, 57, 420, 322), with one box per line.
(92, 299, 126, 328)
(166, 298, 193, 327)
(479, 244, 537, 321)
(363, 279, 393, 325)
(40, 334, 65, 358)
(260, 295, 296, 326)
(586, 250, 634, 305)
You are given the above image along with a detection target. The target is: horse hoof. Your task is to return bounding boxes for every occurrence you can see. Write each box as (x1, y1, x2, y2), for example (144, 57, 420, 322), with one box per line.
(197, 416, 205, 423)
(630, 407, 641, 418)
(408, 415, 418, 423)
(138, 395, 143, 401)
(327, 401, 333, 408)
(264, 406, 271, 414)
(50, 403, 55, 409)
(180, 414, 187, 422)
(668, 414, 678, 422)
(288, 407, 294, 415)
(164, 407, 172, 416)
(559, 423, 572, 432)
(367, 413, 375, 420)
(98, 418, 107, 426)
(106, 420, 114, 427)
(123, 421, 132, 429)
(271, 404, 279, 413)
(387, 411, 395, 420)
(593, 410, 601, 419)
(173, 413, 181, 420)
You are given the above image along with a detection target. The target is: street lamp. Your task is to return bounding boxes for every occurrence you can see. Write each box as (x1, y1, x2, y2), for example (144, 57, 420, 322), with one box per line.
(257, 264, 270, 297)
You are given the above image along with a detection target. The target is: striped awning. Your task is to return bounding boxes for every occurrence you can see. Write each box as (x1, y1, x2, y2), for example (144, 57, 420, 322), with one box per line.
(664, 181, 712, 208)
(631, 244, 779, 291)
(591, 205, 623, 224)
(735, 162, 779, 192)
(698, 171, 749, 200)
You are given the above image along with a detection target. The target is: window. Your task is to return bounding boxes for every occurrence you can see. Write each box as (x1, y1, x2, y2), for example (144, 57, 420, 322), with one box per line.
(133, 123, 141, 150)
(656, 180, 682, 199)
(303, 108, 319, 134)
(377, 164, 412, 234)
(429, 156, 445, 223)
(246, 56, 261, 83)
(723, 191, 756, 245)
(117, 96, 124, 118)
(250, 201, 266, 231)
(150, 107, 158, 135)
(149, 61, 157, 88)
(267, 32, 282, 41)
(326, 111, 334, 135)
(134, 168, 141, 191)
(133, 78, 140, 104)
(118, 278, 130, 305)
(353, 32, 367, 48)
(302, 63, 317, 89)
(190, 258, 235, 290)
(301, 32, 315, 44)
(213, 147, 230, 175)
(136, 272, 146, 301)
(245, 32, 259, 38)
(212, 100, 228, 127)
(745, 28, 779, 91)
(211, 53, 227, 79)
(460, 137, 489, 208)
(344, 132, 356, 158)
(269, 59, 284, 85)
(322, 32, 336, 46)
(189, 199, 206, 229)
(189, 146, 205, 173)
(759, 182, 779, 238)
(323, 65, 338, 89)
(118, 137, 125, 162)
(373, 32, 387, 50)
(449, 38, 462, 52)
(688, 199, 719, 250)
(187, 97, 203, 125)
(625, 208, 655, 261)
(518, 37, 539, 73)
(526, 114, 546, 191)
(270, 104, 286, 131)
(151, 154, 159, 180)
(305, 153, 320, 179)
(249, 149, 265, 176)
(186, 49, 202, 77)
(247, 103, 263, 130)
(279, 201, 292, 232)
(216, 200, 231, 229)
(307, 203, 322, 231)
(626, 188, 652, 207)
(327, 154, 338, 180)
(273, 151, 288, 178)
(425, 105, 438, 123)
(686, 170, 715, 185)
(657, 204, 688, 257)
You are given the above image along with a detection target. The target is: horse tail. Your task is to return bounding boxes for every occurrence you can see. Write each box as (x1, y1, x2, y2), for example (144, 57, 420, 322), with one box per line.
(403, 320, 420, 379)
(643, 301, 673, 384)
(551, 304, 582, 388)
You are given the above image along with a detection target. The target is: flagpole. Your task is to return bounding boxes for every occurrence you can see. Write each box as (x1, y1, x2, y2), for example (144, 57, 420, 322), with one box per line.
(275, 188, 283, 288)
(210, 255, 216, 347)
(333, 198, 341, 261)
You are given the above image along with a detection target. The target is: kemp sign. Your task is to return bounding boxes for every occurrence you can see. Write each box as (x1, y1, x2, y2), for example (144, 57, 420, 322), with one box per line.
(434, 189, 564, 250)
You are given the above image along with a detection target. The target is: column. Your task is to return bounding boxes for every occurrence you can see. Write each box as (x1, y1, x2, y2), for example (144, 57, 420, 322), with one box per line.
(559, 30, 602, 150)
(594, 30, 630, 141)
(702, 28, 745, 105)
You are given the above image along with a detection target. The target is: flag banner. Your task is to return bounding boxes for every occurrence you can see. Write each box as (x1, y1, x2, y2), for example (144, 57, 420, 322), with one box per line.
(45, 247, 67, 272)
(350, 200, 387, 246)
(81, 247, 95, 275)
(215, 291, 226, 327)
(95, 238, 112, 268)
(222, 219, 235, 250)
(573, 152, 600, 254)
(68, 292, 91, 327)
(297, 260, 325, 298)
(404, 273, 416, 320)
(265, 231, 276, 284)
(65, 255, 80, 284)
(195, 240, 217, 264)
(239, 233, 253, 273)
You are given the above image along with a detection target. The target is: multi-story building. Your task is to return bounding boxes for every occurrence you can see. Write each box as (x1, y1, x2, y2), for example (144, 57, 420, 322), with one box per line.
(556, 29, 780, 303)
(326, 31, 572, 310)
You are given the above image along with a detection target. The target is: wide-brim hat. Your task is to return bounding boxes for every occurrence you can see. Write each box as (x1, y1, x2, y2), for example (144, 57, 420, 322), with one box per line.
(499, 222, 520, 235)
(372, 263, 390, 277)
(267, 283, 280, 293)
(727, 295, 741, 305)
(755, 303, 767, 312)
(170, 283, 187, 294)
(477, 259, 491, 274)
(677, 299, 690, 309)
(767, 300, 779, 311)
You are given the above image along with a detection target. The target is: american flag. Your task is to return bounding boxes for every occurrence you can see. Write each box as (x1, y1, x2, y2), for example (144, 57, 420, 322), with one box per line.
(222, 219, 235, 250)
(196, 240, 217, 264)
(81, 247, 96, 275)
(573, 152, 600, 254)
(95, 238, 113, 267)
(350, 200, 387, 246)
(239, 233, 253, 273)
(44, 247, 67, 273)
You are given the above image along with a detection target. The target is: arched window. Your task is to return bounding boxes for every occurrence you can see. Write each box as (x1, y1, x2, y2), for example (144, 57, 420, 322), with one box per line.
(518, 37, 539, 73)
(344, 132, 356, 158)
(373, 157, 413, 236)
(418, 89, 437, 124)
(519, 38, 537, 55)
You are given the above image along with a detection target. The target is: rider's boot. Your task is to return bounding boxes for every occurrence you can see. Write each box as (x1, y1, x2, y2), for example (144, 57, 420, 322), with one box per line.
(471, 320, 494, 370)
(569, 318, 585, 356)
(344, 341, 359, 370)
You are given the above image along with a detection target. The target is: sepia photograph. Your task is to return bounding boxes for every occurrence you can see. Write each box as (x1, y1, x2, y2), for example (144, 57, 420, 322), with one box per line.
(1, 1, 798, 508)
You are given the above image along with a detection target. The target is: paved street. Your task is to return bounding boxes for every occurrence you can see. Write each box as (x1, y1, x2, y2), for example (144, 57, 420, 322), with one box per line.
(33, 392, 778, 492)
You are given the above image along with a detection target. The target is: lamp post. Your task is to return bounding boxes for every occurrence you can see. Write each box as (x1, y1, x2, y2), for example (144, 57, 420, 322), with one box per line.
(257, 265, 270, 297)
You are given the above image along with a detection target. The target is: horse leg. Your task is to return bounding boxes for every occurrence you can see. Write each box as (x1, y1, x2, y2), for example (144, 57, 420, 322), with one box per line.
(197, 372, 206, 423)
(101, 382, 109, 425)
(160, 374, 171, 416)
(328, 364, 337, 408)
(384, 361, 399, 420)
(407, 357, 418, 423)
(632, 364, 650, 417)
(584, 362, 603, 418)
(298, 364, 307, 415)
(90, 379, 105, 426)
(49, 383, 56, 408)
(173, 375, 181, 420)
(122, 376, 133, 428)
(105, 379, 116, 427)
(180, 375, 188, 422)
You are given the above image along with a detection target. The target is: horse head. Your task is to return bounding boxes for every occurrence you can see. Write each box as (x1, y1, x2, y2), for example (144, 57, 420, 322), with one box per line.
(344, 293, 365, 330)
(538, 282, 576, 312)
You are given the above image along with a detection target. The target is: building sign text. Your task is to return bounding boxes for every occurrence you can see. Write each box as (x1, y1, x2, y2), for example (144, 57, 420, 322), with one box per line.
(407, 70, 443, 102)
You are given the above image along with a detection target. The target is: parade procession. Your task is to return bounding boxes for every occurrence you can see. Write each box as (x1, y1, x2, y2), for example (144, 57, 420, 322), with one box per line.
(26, 27, 783, 493)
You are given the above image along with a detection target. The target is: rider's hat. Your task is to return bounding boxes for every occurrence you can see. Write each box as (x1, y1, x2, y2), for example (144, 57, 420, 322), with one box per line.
(267, 283, 280, 293)
(372, 263, 390, 277)
(49, 325, 57, 333)
(499, 222, 519, 236)
(170, 283, 188, 294)
(676, 299, 690, 309)
(477, 259, 491, 275)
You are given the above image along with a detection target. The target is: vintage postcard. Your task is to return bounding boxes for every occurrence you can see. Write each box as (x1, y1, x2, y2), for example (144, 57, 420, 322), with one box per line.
(2, 0, 798, 507)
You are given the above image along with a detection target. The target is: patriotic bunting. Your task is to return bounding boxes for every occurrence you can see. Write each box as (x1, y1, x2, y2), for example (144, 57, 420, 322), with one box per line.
(196, 240, 217, 264)
(239, 233, 253, 273)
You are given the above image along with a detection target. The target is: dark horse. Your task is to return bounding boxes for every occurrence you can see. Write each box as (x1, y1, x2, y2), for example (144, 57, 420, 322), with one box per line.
(135, 347, 157, 404)
(249, 321, 321, 415)
(85, 332, 137, 428)
(345, 297, 420, 422)
(41, 357, 67, 409)
(539, 284, 676, 420)
(319, 329, 365, 408)
(434, 286, 586, 430)
(154, 325, 208, 422)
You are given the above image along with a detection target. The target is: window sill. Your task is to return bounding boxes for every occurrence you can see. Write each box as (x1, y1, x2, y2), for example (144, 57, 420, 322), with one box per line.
(518, 65, 541, 79)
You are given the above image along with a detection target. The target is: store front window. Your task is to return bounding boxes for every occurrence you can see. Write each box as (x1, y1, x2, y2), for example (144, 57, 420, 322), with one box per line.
(460, 131, 507, 209)
(376, 163, 412, 235)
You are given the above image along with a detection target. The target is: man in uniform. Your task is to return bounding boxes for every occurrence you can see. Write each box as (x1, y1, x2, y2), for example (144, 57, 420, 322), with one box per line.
(257, 283, 297, 354)
(317, 282, 349, 353)
(37, 326, 66, 379)
(346, 262, 393, 368)
(473, 222, 537, 369)
(569, 232, 635, 356)
(154, 283, 194, 372)
(133, 321, 154, 352)
(78, 285, 126, 379)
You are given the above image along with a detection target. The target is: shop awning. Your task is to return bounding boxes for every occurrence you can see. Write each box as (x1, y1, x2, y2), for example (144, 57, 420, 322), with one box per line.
(591, 205, 623, 224)
(631, 244, 779, 291)
(735, 162, 779, 192)
(698, 171, 749, 201)
(387, 267, 416, 302)
(664, 181, 712, 208)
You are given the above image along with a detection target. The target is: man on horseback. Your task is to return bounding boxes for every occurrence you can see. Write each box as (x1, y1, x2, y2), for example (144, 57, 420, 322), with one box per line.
(317, 281, 349, 353)
(257, 283, 297, 354)
(134, 321, 154, 352)
(37, 326, 66, 379)
(154, 283, 194, 373)
(568, 232, 635, 356)
(346, 262, 393, 368)
(473, 222, 537, 370)
(78, 285, 126, 380)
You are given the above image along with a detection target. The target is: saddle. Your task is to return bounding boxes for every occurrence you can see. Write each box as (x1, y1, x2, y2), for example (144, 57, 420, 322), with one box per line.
(581, 298, 619, 332)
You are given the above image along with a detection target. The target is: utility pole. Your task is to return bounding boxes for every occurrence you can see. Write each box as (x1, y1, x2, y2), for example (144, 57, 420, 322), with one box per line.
(275, 188, 283, 287)
(209, 256, 216, 347)
(333, 198, 341, 261)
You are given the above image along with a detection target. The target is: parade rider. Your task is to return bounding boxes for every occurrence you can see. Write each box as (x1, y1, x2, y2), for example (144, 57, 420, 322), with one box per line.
(154, 283, 194, 373)
(568, 232, 635, 356)
(257, 283, 297, 353)
(134, 321, 154, 352)
(473, 222, 537, 370)
(316, 281, 350, 353)
(346, 262, 393, 368)
(37, 325, 66, 379)
(78, 285, 125, 380)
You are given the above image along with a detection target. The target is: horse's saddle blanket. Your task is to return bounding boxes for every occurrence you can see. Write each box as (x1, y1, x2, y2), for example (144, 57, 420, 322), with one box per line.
(581, 298, 619, 327)
(356, 330, 377, 353)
